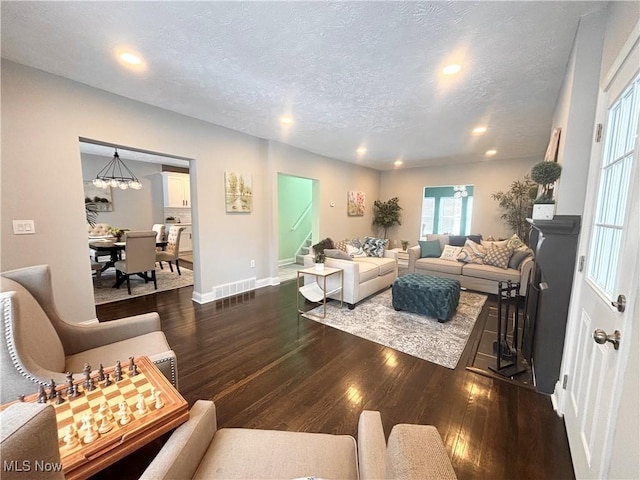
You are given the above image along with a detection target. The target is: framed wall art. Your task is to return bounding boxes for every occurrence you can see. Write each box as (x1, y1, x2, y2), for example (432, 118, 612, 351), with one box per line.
(347, 191, 365, 216)
(83, 181, 113, 212)
(225, 172, 253, 213)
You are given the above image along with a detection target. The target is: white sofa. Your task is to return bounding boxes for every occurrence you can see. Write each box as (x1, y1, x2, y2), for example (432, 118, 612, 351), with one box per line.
(408, 235, 533, 296)
(303, 250, 398, 309)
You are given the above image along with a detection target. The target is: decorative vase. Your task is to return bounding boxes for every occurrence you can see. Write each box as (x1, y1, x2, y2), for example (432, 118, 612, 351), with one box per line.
(532, 204, 555, 220)
(315, 263, 325, 272)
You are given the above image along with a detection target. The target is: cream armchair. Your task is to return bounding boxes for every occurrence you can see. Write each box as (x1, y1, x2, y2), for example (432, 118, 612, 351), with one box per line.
(141, 400, 457, 479)
(0, 265, 177, 403)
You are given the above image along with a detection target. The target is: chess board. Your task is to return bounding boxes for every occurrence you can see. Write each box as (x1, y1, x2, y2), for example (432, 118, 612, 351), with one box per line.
(2, 356, 188, 480)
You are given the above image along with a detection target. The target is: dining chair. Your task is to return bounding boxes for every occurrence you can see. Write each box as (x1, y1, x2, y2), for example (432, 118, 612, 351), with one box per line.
(152, 223, 166, 243)
(114, 231, 158, 294)
(156, 225, 185, 275)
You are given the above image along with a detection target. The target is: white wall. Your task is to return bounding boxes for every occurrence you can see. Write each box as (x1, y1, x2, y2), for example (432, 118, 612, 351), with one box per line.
(81, 153, 165, 229)
(552, 10, 607, 215)
(1, 60, 271, 320)
(379, 156, 539, 245)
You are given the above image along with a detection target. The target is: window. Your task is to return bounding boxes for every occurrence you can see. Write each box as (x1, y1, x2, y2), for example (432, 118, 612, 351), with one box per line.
(420, 185, 474, 238)
(587, 73, 639, 297)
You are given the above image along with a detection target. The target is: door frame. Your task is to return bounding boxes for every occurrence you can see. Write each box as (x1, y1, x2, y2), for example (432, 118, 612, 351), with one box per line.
(555, 20, 640, 478)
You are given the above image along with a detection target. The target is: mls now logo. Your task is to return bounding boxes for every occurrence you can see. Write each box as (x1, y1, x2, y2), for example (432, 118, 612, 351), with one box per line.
(3, 460, 63, 473)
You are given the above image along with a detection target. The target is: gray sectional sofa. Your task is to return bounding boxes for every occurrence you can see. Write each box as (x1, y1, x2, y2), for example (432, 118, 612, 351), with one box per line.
(408, 234, 533, 296)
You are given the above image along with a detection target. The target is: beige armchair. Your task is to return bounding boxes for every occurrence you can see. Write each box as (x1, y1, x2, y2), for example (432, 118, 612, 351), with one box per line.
(1, 403, 63, 480)
(156, 225, 185, 275)
(140, 400, 457, 479)
(0, 265, 178, 403)
(114, 231, 157, 294)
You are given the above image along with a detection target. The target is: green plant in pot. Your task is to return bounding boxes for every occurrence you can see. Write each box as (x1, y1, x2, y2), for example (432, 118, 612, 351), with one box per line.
(531, 161, 562, 219)
(491, 175, 537, 243)
(314, 252, 326, 271)
(401, 240, 409, 251)
(107, 227, 129, 241)
(372, 197, 402, 239)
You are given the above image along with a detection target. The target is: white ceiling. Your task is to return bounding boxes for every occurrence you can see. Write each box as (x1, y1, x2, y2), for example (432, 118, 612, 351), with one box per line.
(1, 1, 606, 170)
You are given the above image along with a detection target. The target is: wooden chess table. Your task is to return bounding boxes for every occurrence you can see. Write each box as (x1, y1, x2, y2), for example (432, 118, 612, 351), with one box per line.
(1, 356, 188, 480)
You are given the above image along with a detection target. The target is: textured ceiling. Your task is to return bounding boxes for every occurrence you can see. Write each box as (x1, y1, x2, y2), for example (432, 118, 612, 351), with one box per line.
(1, 1, 606, 170)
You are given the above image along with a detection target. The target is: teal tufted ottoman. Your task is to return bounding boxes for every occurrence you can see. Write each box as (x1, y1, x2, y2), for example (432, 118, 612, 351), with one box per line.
(392, 273, 461, 322)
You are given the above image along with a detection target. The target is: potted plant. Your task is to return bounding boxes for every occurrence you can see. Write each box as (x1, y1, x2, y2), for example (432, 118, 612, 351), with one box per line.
(314, 252, 326, 271)
(372, 197, 402, 239)
(531, 161, 562, 220)
(491, 175, 537, 243)
(107, 227, 129, 242)
(401, 240, 409, 251)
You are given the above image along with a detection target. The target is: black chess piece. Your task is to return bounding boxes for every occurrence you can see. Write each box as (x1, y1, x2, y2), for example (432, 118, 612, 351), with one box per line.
(114, 361, 122, 381)
(98, 364, 105, 382)
(129, 356, 135, 371)
(69, 384, 80, 398)
(103, 372, 112, 387)
(66, 372, 74, 392)
(48, 379, 57, 400)
(55, 391, 65, 405)
(37, 386, 47, 403)
(131, 364, 139, 376)
(17, 395, 25, 402)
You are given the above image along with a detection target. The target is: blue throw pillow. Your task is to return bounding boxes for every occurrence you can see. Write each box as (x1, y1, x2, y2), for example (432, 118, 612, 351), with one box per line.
(449, 234, 483, 246)
(419, 240, 441, 258)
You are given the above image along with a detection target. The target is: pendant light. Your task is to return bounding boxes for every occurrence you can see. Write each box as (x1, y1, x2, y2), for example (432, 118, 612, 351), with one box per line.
(92, 149, 142, 190)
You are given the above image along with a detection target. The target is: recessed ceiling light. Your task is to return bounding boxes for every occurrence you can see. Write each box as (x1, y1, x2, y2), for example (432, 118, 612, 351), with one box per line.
(485, 149, 497, 157)
(472, 126, 487, 135)
(119, 51, 142, 65)
(356, 146, 367, 155)
(442, 64, 461, 75)
(280, 115, 294, 125)
(394, 160, 403, 167)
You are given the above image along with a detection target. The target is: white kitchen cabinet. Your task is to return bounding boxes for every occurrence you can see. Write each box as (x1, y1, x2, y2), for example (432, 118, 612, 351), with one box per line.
(179, 226, 192, 253)
(162, 172, 191, 208)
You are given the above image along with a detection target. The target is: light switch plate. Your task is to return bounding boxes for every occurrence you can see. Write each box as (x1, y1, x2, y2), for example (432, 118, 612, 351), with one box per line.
(13, 220, 35, 235)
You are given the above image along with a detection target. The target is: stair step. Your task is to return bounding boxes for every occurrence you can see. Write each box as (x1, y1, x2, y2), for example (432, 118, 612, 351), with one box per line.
(300, 246, 310, 255)
(295, 255, 305, 265)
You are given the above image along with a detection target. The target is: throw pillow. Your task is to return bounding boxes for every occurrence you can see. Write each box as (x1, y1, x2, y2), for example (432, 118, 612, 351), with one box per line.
(346, 244, 366, 258)
(440, 245, 463, 262)
(324, 248, 353, 261)
(312, 237, 335, 255)
(482, 239, 509, 249)
(362, 236, 388, 258)
(450, 234, 483, 246)
(508, 247, 534, 269)
(426, 234, 450, 251)
(484, 243, 513, 269)
(334, 239, 349, 253)
(506, 234, 526, 250)
(418, 239, 441, 258)
(457, 239, 486, 264)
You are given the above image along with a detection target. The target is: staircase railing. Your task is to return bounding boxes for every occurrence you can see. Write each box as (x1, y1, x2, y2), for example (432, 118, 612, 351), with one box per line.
(290, 202, 312, 231)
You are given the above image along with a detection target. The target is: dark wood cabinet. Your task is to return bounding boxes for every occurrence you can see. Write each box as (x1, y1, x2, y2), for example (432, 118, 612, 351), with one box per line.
(525, 215, 581, 394)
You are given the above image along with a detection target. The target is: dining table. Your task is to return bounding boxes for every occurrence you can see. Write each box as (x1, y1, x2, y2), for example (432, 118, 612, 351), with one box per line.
(89, 240, 168, 272)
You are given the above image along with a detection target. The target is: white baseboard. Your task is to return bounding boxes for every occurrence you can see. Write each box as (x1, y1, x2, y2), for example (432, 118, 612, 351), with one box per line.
(192, 276, 278, 304)
(278, 257, 296, 267)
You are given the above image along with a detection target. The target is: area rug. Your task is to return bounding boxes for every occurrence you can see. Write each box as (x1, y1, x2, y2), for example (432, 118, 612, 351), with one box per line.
(303, 288, 487, 369)
(93, 267, 193, 305)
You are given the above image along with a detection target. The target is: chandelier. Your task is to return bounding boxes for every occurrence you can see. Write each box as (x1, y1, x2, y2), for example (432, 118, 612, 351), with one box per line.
(453, 185, 468, 198)
(92, 149, 142, 190)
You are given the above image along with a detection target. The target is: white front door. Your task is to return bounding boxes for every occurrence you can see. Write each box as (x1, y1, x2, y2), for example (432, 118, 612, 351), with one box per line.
(560, 31, 639, 479)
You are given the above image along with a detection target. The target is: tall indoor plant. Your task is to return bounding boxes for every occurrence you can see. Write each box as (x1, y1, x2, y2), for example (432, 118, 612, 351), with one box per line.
(491, 175, 537, 242)
(372, 197, 402, 239)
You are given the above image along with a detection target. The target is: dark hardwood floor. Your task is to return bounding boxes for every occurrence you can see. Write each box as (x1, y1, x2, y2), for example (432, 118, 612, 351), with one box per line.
(94, 281, 574, 479)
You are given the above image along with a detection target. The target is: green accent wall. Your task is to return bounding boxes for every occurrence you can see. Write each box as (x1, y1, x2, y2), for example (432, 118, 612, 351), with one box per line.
(278, 174, 312, 261)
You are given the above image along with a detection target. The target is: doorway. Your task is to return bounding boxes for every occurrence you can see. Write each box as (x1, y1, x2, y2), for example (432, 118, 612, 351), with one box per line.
(277, 173, 315, 283)
(80, 139, 197, 303)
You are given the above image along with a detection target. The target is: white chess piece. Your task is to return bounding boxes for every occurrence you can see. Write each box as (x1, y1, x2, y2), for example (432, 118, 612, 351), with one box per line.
(154, 390, 164, 409)
(98, 414, 113, 434)
(118, 401, 131, 425)
(63, 425, 79, 450)
(98, 401, 114, 421)
(136, 393, 147, 415)
(81, 415, 98, 444)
